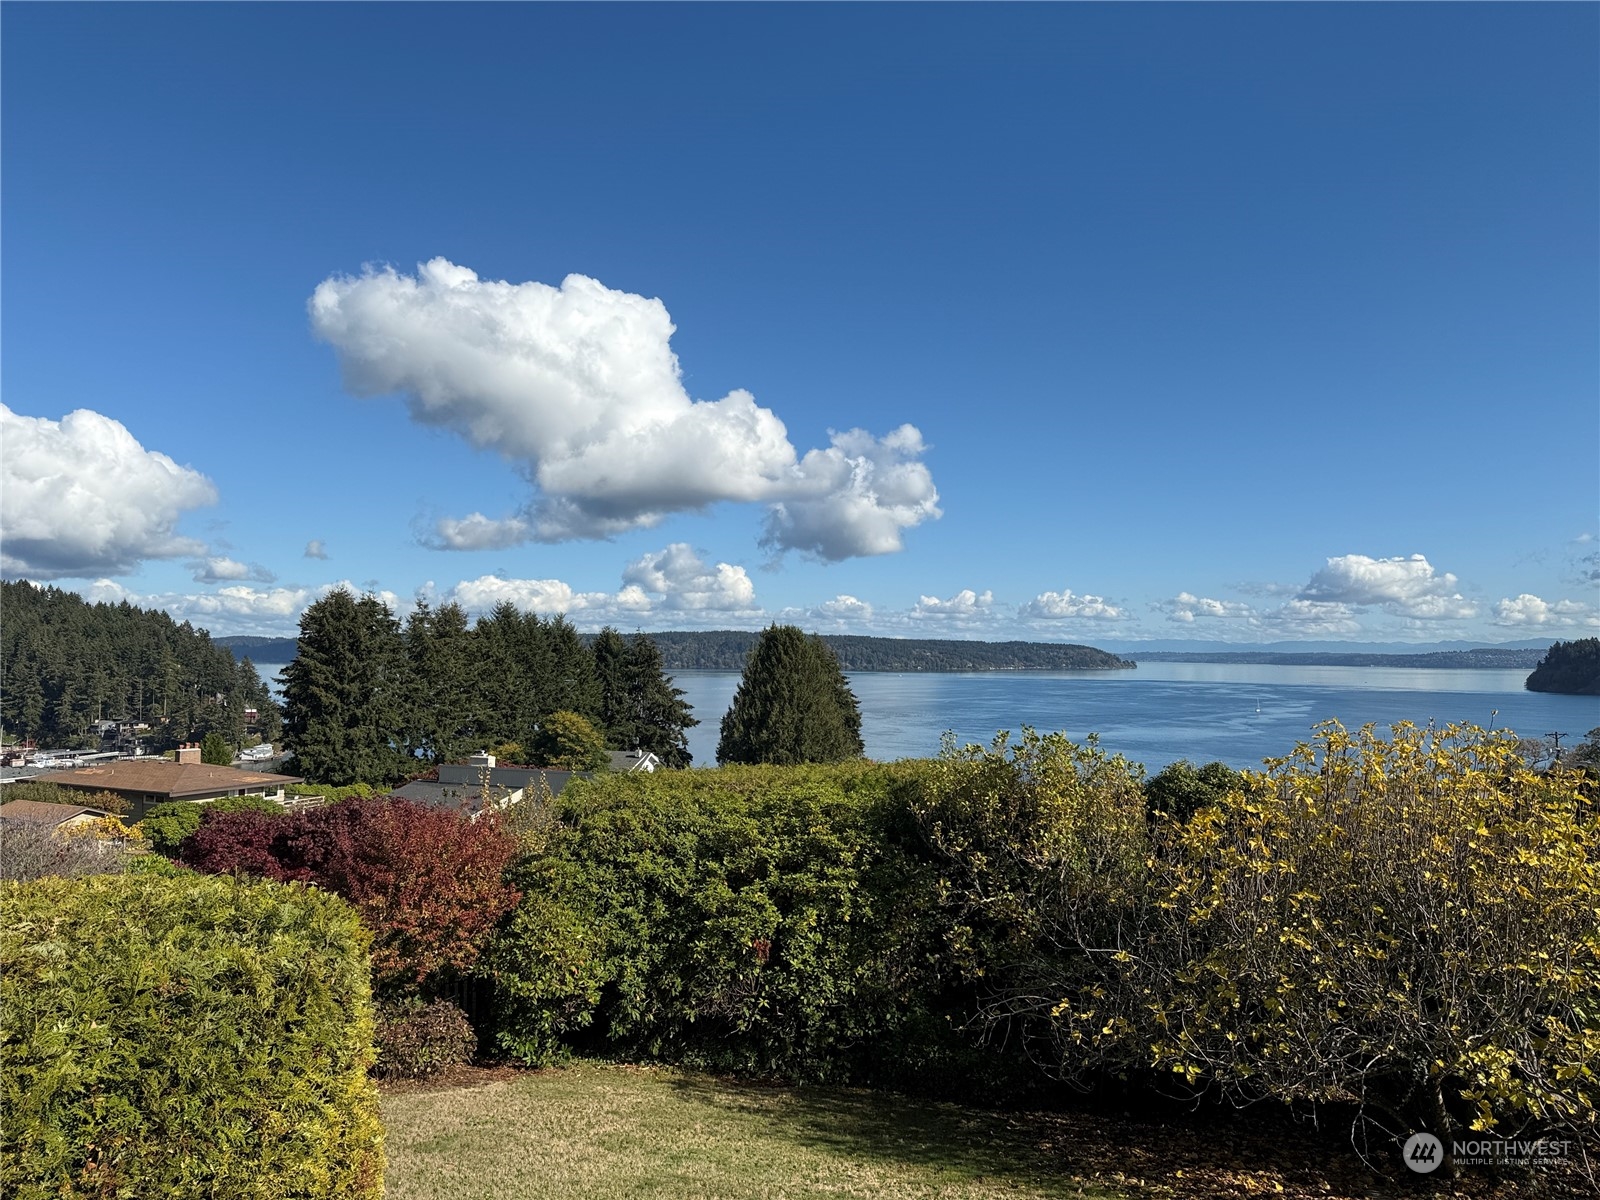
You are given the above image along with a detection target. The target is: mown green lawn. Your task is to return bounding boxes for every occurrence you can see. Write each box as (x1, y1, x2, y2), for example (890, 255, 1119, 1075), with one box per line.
(381, 1061, 1127, 1200)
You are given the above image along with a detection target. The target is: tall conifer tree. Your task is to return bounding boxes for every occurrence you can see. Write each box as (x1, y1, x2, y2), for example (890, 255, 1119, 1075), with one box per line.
(282, 588, 408, 784)
(716, 624, 863, 765)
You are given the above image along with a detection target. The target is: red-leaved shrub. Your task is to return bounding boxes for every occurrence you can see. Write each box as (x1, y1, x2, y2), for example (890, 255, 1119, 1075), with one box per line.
(182, 798, 520, 994)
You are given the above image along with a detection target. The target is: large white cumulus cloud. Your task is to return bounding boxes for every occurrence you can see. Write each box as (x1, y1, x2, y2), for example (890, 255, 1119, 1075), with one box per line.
(310, 260, 940, 558)
(1, 405, 218, 579)
(1299, 554, 1476, 620)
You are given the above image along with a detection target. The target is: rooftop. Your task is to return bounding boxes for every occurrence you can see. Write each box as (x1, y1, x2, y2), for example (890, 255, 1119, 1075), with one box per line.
(31, 761, 302, 798)
(0, 799, 111, 826)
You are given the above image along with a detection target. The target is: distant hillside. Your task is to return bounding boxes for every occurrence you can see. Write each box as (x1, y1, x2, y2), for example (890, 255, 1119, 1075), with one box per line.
(1134, 648, 1547, 670)
(215, 631, 1132, 673)
(642, 631, 1134, 672)
(215, 636, 299, 662)
(1525, 639, 1600, 695)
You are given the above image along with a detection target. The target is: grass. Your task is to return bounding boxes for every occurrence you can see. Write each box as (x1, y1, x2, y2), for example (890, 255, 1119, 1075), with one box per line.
(381, 1060, 1127, 1199)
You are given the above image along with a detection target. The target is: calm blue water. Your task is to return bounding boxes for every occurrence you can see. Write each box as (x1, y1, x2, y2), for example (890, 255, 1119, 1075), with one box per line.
(670, 665, 1600, 771)
(250, 660, 1598, 773)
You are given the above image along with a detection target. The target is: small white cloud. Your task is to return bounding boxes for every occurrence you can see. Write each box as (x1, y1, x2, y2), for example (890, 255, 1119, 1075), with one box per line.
(445, 543, 759, 624)
(814, 594, 874, 620)
(1259, 598, 1363, 636)
(447, 575, 611, 615)
(424, 513, 532, 551)
(1493, 594, 1600, 629)
(310, 260, 939, 559)
(1, 404, 217, 579)
(189, 556, 275, 585)
(1020, 588, 1128, 621)
(1156, 593, 1255, 624)
(1299, 554, 1475, 620)
(620, 543, 758, 612)
(913, 588, 995, 618)
(304, 540, 330, 560)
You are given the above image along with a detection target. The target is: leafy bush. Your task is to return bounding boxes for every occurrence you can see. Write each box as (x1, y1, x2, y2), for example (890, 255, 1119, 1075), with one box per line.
(284, 781, 381, 803)
(1, 872, 382, 1198)
(182, 798, 521, 996)
(374, 999, 477, 1079)
(923, 723, 1600, 1161)
(1142, 758, 1244, 823)
(1131, 724, 1599, 1151)
(138, 792, 285, 855)
(0, 820, 131, 882)
(487, 762, 985, 1087)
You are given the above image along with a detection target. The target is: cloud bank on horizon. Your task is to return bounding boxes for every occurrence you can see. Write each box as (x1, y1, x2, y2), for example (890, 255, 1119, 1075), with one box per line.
(308, 259, 941, 561)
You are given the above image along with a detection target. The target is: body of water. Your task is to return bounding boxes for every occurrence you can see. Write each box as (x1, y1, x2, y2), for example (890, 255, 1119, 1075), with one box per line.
(250, 660, 1598, 773)
(671, 664, 1600, 771)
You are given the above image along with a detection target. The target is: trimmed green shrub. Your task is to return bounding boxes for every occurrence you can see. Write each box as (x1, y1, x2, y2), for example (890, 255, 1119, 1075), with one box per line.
(374, 999, 476, 1079)
(487, 762, 994, 1090)
(1, 872, 383, 1199)
(138, 792, 286, 856)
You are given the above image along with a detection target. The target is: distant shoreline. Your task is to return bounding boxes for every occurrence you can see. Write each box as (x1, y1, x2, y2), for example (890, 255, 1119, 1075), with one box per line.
(214, 634, 1545, 674)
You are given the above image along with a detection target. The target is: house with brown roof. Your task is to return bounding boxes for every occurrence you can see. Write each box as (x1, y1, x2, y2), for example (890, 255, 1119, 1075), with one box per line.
(30, 762, 302, 821)
(0, 799, 111, 830)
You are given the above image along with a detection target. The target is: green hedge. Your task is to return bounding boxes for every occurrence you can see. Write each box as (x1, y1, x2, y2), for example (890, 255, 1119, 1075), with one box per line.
(139, 792, 287, 856)
(488, 762, 1007, 1091)
(1, 873, 383, 1199)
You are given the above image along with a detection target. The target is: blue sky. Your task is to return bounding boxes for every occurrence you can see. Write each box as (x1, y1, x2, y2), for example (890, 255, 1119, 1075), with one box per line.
(3, 4, 1596, 645)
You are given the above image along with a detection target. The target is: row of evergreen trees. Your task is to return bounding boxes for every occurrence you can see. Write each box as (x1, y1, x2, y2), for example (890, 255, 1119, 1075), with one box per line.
(282, 590, 697, 785)
(0, 581, 279, 750)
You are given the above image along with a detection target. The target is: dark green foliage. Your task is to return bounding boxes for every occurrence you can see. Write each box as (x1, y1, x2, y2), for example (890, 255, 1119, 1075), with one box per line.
(595, 628, 697, 767)
(0, 873, 383, 1198)
(635, 629, 1134, 672)
(282, 588, 410, 785)
(717, 625, 863, 765)
(139, 793, 286, 857)
(400, 600, 484, 765)
(373, 999, 477, 1079)
(1526, 638, 1600, 695)
(200, 730, 232, 765)
(487, 763, 996, 1091)
(1142, 759, 1245, 823)
(0, 579, 279, 749)
(531, 710, 609, 771)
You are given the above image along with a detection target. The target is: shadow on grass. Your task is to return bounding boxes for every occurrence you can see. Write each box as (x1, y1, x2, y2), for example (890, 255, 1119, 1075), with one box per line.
(662, 1073, 1084, 1193)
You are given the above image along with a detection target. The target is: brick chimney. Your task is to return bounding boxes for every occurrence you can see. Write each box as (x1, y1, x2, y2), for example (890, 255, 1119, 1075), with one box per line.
(175, 743, 201, 765)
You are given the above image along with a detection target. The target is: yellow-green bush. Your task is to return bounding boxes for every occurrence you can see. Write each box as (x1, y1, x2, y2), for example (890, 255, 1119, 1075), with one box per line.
(1, 873, 383, 1199)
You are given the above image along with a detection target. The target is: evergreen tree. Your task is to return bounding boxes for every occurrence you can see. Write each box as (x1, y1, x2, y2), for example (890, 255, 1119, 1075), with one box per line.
(402, 600, 483, 764)
(593, 627, 631, 740)
(200, 731, 233, 765)
(282, 588, 409, 785)
(624, 632, 697, 768)
(716, 625, 863, 765)
(544, 615, 601, 722)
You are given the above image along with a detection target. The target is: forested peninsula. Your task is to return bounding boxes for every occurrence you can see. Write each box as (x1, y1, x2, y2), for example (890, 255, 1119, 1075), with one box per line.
(1525, 638, 1600, 695)
(215, 630, 1135, 672)
(0, 581, 278, 748)
(632, 631, 1134, 672)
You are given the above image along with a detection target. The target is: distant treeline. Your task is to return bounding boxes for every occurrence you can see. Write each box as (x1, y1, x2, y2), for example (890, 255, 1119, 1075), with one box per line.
(1524, 639, 1600, 695)
(1, 581, 279, 749)
(638, 631, 1134, 672)
(1134, 648, 1547, 670)
(217, 631, 1134, 673)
